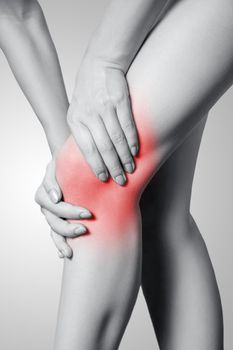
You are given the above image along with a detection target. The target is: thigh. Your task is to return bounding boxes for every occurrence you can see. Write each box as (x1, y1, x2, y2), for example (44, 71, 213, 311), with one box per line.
(127, 0, 233, 170)
(140, 114, 208, 245)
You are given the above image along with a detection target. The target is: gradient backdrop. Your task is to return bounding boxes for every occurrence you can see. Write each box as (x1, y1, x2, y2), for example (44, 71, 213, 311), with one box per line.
(0, 1, 232, 349)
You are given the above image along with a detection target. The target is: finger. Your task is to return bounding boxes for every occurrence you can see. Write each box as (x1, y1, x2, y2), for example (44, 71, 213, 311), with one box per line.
(69, 119, 109, 182)
(35, 186, 92, 219)
(88, 116, 126, 186)
(43, 161, 62, 203)
(116, 96, 139, 157)
(102, 106, 135, 174)
(58, 251, 64, 259)
(42, 208, 87, 237)
(50, 230, 73, 258)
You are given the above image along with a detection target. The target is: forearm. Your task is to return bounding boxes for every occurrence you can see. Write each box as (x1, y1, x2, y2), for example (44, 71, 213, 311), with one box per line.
(0, 1, 69, 154)
(85, 0, 172, 72)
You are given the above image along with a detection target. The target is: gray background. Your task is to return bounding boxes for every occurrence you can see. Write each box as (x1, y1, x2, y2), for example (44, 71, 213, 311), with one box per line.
(0, 1, 232, 348)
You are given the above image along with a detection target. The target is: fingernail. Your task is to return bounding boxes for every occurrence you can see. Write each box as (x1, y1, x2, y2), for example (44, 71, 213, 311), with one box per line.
(98, 172, 108, 182)
(115, 173, 126, 186)
(124, 162, 135, 173)
(66, 251, 73, 259)
(80, 211, 92, 219)
(49, 189, 59, 203)
(62, 249, 72, 258)
(131, 146, 138, 156)
(74, 226, 87, 235)
(58, 251, 64, 258)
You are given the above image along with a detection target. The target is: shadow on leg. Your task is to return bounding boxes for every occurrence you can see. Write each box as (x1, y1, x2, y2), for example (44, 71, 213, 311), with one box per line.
(140, 115, 223, 349)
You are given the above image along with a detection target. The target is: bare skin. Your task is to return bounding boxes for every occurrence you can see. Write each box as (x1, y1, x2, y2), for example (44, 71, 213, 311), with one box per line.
(0, 0, 94, 255)
(1, 0, 232, 349)
(36, 0, 175, 255)
(51, 0, 233, 349)
(140, 116, 223, 349)
(67, 0, 173, 185)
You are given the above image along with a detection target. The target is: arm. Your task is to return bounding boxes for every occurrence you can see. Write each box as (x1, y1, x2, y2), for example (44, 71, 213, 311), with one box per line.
(0, 0, 92, 257)
(67, 0, 172, 184)
(0, 0, 69, 154)
(86, 0, 172, 72)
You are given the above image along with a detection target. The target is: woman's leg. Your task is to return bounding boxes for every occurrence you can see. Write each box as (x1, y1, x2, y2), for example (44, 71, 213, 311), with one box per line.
(141, 115, 223, 349)
(53, 212, 142, 350)
(54, 0, 233, 349)
(133, 2, 233, 347)
(127, 0, 233, 171)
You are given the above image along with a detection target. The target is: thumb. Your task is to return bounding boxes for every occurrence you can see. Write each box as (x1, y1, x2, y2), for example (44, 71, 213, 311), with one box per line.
(49, 188, 61, 204)
(43, 160, 62, 204)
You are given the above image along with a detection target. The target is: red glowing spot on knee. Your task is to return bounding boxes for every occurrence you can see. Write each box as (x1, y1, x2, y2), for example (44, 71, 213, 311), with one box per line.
(56, 102, 158, 238)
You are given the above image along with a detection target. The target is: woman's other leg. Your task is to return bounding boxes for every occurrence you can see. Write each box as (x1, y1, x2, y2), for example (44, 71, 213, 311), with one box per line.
(141, 115, 223, 350)
(127, 0, 233, 171)
(126, 0, 233, 348)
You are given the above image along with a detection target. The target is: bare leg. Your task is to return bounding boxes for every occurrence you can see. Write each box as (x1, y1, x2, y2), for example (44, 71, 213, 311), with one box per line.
(141, 115, 223, 349)
(53, 218, 142, 350)
(54, 0, 233, 348)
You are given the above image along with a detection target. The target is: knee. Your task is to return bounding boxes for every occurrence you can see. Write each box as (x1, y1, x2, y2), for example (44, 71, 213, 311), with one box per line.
(55, 141, 138, 246)
(0, 0, 38, 20)
(145, 210, 201, 249)
(56, 134, 157, 239)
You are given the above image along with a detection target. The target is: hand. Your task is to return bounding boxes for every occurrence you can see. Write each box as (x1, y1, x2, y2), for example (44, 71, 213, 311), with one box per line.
(67, 55, 139, 186)
(35, 159, 93, 259)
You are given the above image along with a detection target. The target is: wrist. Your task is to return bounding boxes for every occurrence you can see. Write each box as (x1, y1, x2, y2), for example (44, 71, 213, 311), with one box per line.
(45, 123, 70, 156)
(84, 46, 128, 74)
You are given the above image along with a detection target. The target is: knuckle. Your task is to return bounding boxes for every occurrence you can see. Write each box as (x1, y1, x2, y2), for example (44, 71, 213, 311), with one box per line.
(122, 154, 133, 164)
(113, 91, 126, 105)
(67, 103, 77, 124)
(68, 102, 92, 126)
(96, 94, 112, 110)
(63, 220, 71, 232)
(67, 110, 81, 128)
(109, 164, 122, 175)
(102, 99, 112, 110)
(99, 141, 114, 154)
(83, 141, 97, 156)
(123, 119, 135, 131)
(111, 130, 125, 145)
